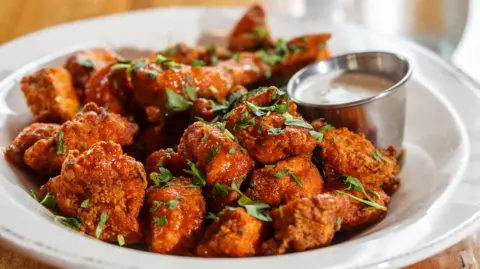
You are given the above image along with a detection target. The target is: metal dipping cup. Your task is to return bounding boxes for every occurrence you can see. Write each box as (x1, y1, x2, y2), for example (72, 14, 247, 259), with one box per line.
(287, 51, 412, 152)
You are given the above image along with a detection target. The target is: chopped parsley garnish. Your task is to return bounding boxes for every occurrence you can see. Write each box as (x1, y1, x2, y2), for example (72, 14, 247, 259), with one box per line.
(80, 143, 87, 149)
(229, 147, 236, 154)
(214, 183, 229, 197)
(184, 160, 206, 187)
(66, 161, 74, 168)
(191, 59, 205, 67)
(80, 199, 89, 209)
(253, 26, 269, 38)
(130, 60, 147, 74)
(283, 113, 313, 129)
(151, 200, 163, 212)
(111, 63, 130, 71)
(167, 44, 180, 56)
(205, 144, 221, 164)
(333, 137, 339, 143)
(146, 69, 157, 80)
(288, 171, 303, 187)
(238, 195, 272, 222)
(372, 150, 383, 162)
(274, 169, 290, 178)
(56, 131, 66, 155)
(239, 110, 249, 122)
(166, 88, 192, 112)
(290, 44, 307, 54)
(150, 167, 174, 187)
(258, 50, 283, 66)
(233, 52, 240, 63)
(156, 54, 181, 69)
(202, 131, 211, 142)
(268, 128, 283, 135)
(336, 176, 387, 210)
(234, 118, 255, 130)
(206, 43, 218, 65)
(54, 216, 82, 231)
(153, 216, 168, 226)
(78, 58, 94, 68)
(95, 212, 108, 238)
(117, 234, 125, 246)
(165, 199, 179, 210)
(336, 217, 342, 230)
(205, 212, 219, 220)
(30, 190, 40, 202)
(309, 130, 324, 141)
(39, 192, 57, 210)
(319, 124, 332, 131)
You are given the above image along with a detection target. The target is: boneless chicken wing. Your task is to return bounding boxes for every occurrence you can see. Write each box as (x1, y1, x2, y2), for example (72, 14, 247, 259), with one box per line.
(245, 156, 323, 206)
(224, 87, 317, 164)
(24, 102, 138, 175)
(159, 42, 231, 65)
(64, 48, 119, 90)
(262, 194, 341, 255)
(21, 67, 80, 123)
(318, 126, 399, 191)
(197, 207, 266, 257)
(40, 141, 146, 244)
(146, 179, 206, 255)
(5, 123, 60, 167)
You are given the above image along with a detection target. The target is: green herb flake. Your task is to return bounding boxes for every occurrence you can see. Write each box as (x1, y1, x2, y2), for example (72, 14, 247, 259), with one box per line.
(166, 88, 192, 112)
(153, 215, 168, 226)
(214, 183, 229, 197)
(191, 59, 205, 67)
(117, 234, 125, 246)
(205, 144, 221, 164)
(372, 150, 383, 162)
(336, 176, 387, 210)
(274, 169, 289, 179)
(80, 199, 89, 209)
(253, 26, 269, 38)
(150, 167, 174, 187)
(206, 43, 218, 65)
(318, 42, 328, 49)
(166, 199, 179, 210)
(66, 161, 74, 168)
(56, 131, 66, 155)
(309, 130, 324, 141)
(229, 147, 236, 155)
(283, 113, 313, 129)
(182, 74, 197, 101)
(336, 217, 342, 230)
(80, 143, 87, 149)
(239, 110, 249, 122)
(78, 58, 95, 68)
(234, 118, 255, 130)
(319, 124, 332, 131)
(289, 171, 303, 187)
(30, 190, 40, 202)
(146, 69, 158, 80)
(233, 52, 241, 63)
(290, 44, 307, 54)
(267, 128, 283, 136)
(333, 137, 339, 143)
(40, 192, 57, 210)
(95, 212, 109, 238)
(54, 216, 82, 231)
(265, 164, 276, 169)
(202, 131, 211, 142)
(151, 200, 163, 212)
(205, 212, 219, 220)
(111, 63, 130, 71)
(238, 197, 272, 222)
(183, 160, 206, 187)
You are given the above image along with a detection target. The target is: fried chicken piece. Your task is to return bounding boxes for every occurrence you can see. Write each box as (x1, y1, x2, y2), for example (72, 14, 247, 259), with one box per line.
(325, 180, 390, 232)
(318, 127, 399, 191)
(191, 98, 215, 122)
(178, 121, 255, 212)
(224, 87, 316, 164)
(218, 52, 270, 87)
(245, 156, 323, 206)
(146, 179, 206, 255)
(228, 4, 273, 52)
(197, 207, 266, 257)
(158, 42, 231, 65)
(24, 102, 138, 176)
(5, 123, 60, 167)
(40, 141, 146, 244)
(261, 194, 340, 255)
(64, 48, 119, 90)
(84, 63, 132, 116)
(145, 148, 188, 179)
(21, 67, 80, 123)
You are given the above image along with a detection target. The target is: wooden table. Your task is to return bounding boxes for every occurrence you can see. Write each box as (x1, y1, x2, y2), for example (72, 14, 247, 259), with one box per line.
(0, 0, 478, 268)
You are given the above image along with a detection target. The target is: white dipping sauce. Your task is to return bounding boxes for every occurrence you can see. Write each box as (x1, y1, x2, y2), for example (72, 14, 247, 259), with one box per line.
(294, 71, 395, 105)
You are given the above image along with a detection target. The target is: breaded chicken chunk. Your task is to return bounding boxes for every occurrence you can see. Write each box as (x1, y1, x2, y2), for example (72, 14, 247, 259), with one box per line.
(21, 67, 80, 123)
(325, 180, 390, 232)
(197, 207, 266, 257)
(228, 4, 273, 52)
(318, 126, 399, 191)
(146, 179, 206, 255)
(245, 156, 323, 206)
(64, 48, 119, 90)
(5, 123, 60, 167)
(145, 148, 188, 179)
(84, 63, 132, 116)
(262, 194, 340, 255)
(40, 141, 147, 244)
(224, 87, 317, 164)
(178, 121, 255, 212)
(24, 102, 138, 175)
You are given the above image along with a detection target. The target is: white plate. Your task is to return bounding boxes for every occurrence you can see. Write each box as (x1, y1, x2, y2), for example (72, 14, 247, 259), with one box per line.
(0, 6, 480, 269)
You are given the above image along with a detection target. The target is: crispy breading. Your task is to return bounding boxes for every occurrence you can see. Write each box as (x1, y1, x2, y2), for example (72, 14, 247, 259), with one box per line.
(146, 179, 206, 255)
(245, 156, 323, 206)
(262, 194, 340, 255)
(21, 67, 80, 123)
(5, 123, 60, 167)
(24, 102, 138, 175)
(64, 48, 119, 90)
(40, 141, 146, 244)
(197, 207, 266, 257)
